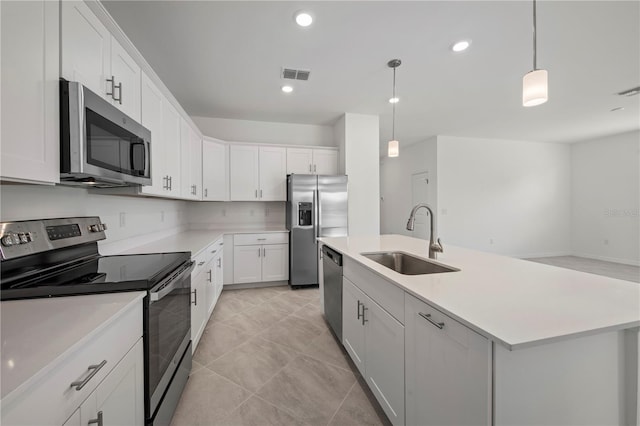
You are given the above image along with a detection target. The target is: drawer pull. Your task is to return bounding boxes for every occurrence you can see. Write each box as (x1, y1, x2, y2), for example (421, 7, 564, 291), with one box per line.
(88, 411, 103, 426)
(211, 249, 217, 254)
(198, 261, 205, 266)
(70, 360, 107, 391)
(257, 238, 267, 241)
(192, 288, 198, 305)
(419, 312, 444, 329)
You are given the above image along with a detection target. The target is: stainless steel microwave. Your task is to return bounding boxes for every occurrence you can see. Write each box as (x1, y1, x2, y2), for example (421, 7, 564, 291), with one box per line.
(60, 80, 151, 187)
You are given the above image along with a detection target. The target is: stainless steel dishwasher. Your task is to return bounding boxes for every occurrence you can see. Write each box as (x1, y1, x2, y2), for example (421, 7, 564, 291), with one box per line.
(322, 245, 343, 342)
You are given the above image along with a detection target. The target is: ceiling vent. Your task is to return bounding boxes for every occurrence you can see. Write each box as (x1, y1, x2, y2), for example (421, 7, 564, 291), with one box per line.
(617, 86, 640, 97)
(282, 68, 310, 81)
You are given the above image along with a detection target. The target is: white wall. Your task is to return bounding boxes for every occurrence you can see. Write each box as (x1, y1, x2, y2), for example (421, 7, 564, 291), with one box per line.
(380, 138, 437, 236)
(0, 184, 189, 250)
(437, 136, 571, 257)
(571, 130, 640, 265)
(188, 201, 285, 229)
(337, 113, 380, 236)
(192, 116, 335, 147)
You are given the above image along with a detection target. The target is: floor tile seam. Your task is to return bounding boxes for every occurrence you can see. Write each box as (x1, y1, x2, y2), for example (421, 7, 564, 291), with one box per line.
(287, 312, 328, 333)
(325, 380, 358, 426)
(251, 392, 314, 426)
(251, 351, 306, 399)
(206, 368, 257, 404)
(299, 349, 355, 375)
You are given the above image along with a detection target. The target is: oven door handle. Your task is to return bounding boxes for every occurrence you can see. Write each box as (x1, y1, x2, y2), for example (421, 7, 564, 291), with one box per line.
(149, 261, 195, 303)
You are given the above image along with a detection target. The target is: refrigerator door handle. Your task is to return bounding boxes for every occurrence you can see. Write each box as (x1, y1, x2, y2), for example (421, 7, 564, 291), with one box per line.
(317, 190, 322, 238)
(313, 190, 319, 240)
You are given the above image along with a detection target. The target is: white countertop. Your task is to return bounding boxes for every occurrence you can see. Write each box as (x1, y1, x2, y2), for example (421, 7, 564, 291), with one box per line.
(1, 291, 145, 400)
(120, 227, 288, 257)
(319, 235, 640, 350)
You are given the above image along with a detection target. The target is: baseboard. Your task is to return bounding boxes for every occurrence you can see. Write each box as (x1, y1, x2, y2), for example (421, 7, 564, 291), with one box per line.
(570, 252, 640, 267)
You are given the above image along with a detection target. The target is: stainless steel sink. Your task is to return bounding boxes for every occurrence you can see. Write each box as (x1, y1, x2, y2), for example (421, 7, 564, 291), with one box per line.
(361, 251, 459, 275)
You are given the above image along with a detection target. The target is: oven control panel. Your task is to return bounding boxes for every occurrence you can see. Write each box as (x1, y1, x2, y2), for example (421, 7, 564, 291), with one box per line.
(0, 217, 107, 261)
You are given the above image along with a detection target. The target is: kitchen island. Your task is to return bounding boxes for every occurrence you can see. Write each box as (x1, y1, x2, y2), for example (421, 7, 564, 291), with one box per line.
(319, 234, 639, 426)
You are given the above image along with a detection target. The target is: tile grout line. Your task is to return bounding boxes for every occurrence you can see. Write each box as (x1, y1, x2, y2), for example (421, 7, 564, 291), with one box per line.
(326, 380, 358, 426)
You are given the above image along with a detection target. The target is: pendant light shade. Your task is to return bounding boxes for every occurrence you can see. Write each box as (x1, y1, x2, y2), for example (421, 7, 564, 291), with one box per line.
(522, 0, 548, 107)
(387, 59, 401, 157)
(388, 140, 399, 157)
(523, 69, 548, 106)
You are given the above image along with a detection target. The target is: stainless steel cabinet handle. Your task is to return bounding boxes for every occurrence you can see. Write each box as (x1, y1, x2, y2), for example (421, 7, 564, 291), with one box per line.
(88, 411, 103, 426)
(419, 312, 444, 329)
(106, 76, 116, 99)
(204, 188, 208, 197)
(309, 164, 312, 172)
(168, 176, 172, 191)
(115, 81, 122, 104)
(207, 270, 212, 282)
(255, 189, 258, 198)
(211, 249, 217, 254)
(198, 261, 205, 266)
(357, 300, 363, 320)
(257, 238, 266, 241)
(260, 189, 263, 198)
(70, 360, 107, 391)
(192, 289, 197, 305)
(263, 247, 266, 257)
(362, 305, 368, 325)
(217, 258, 221, 267)
(194, 184, 197, 195)
(258, 248, 261, 257)
(314, 164, 317, 173)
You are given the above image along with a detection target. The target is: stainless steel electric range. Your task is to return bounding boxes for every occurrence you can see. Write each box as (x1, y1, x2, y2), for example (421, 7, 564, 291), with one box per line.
(0, 217, 194, 426)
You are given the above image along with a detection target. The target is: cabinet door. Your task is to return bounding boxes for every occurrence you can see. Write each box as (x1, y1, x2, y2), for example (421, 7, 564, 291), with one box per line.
(180, 119, 192, 199)
(342, 278, 366, 375)
(95, 339, 144, 426)
(261, 244, 289, 282)
(259, 146, 286, 200)
(61, 1, 110, 99)
(191, 271, 208, 349)
(229, 145, 259, 201)
(110, 38, 141, 121)
(286, 148, 313, 174)
(233, 245, 262, 283)
(364, 296, 405, 426)
(313, 149, 338, 175)
(1, 0, 59, 184)
(405, 294, 491, 426)
(189, 127, 203, 200)
(140, 73, 165, 196)
(202, 138, 229, 201)
(162, 102, 181, 197)
(80, 339, 144, 426)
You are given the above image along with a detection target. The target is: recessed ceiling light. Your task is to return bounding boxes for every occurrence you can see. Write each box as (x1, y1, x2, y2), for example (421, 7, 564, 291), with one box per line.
(389, 97, 399, 104)
(451, 40, 470, 52)
(281, 85, 293, 93)
(295, 12, 313, 27)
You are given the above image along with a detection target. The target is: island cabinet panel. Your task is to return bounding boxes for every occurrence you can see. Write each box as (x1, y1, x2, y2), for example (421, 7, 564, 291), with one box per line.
(342, 277, 405, 426)
(405, 293, 491, 426)
(493, 330, 627, 425)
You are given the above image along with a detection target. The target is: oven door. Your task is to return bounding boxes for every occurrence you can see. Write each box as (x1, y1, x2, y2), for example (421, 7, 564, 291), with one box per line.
(147, 261, 194, 417)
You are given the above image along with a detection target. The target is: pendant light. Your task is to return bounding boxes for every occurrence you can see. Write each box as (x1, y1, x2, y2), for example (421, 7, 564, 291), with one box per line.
(522, 0, 548, 107)
(388, 59, 401, 157)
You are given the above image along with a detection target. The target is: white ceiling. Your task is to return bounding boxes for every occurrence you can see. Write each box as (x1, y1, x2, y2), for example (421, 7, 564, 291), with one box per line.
(103, 1, 640, 152)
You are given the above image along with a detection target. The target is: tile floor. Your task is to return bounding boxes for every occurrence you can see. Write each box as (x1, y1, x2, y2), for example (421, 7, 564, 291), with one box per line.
(525, 255, 640, 283)
(170, 285, 391, 426)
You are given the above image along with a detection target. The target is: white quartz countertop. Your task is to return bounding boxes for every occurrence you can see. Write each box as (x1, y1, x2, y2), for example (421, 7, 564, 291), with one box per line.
(319, 235, 640, 350)
(1, 291, 145, 400)
(120, 227, 288, 257)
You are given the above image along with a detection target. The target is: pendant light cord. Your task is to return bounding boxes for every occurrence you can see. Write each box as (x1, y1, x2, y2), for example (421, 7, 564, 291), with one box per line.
(392, 66, 396, 140)
(533, 0, 537, 70)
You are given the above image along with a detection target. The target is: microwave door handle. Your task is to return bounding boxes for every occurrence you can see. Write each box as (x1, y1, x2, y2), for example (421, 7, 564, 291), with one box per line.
(130, 141, 146, 175)
(146, 141, 151, 178)
(150, 261, 195, 303)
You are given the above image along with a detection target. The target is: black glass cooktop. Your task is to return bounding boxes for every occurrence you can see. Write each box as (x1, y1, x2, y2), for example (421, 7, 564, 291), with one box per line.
(1, 252, 191, 301)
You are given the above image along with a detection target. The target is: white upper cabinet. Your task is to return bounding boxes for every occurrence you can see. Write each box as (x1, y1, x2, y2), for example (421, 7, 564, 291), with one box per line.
(162, 102, 182, 197)
(202, 138, 229, 201)
(286, 148, 338, 175)
(229, 145, 260, 200)
(61, 1, 140, 121)
(140, 73, 165, 196)
(258, 146, 286, 201)
(110, 38, 141, 121)
(1, 0, 60, 184)
(180, 120, 202, 200)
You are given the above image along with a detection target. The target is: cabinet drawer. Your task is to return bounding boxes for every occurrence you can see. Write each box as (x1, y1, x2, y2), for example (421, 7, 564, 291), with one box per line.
(233, 232, 288, 246)
(192, 239, 221, 276)
(1, 300, 143, 426)
(344, 259, 404, 324)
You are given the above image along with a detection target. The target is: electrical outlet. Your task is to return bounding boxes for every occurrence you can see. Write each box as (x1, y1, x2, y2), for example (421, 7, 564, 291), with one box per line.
(119, 212, 126, 228)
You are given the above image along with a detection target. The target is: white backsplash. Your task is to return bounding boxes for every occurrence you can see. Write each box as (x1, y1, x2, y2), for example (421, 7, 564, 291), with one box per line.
(188, 201, 286, 229)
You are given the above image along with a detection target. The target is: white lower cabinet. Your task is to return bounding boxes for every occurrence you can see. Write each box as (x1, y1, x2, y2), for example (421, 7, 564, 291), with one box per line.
(66, 339, 144, 426)
(342, 277, 404, 426)
(191, 238, 224, 351)
(232, 233, 288, 284)
(405, 293, 491, 426)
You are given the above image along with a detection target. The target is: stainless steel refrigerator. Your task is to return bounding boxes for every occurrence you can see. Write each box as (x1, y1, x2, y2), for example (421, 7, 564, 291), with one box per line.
(286, 174, 348, 287)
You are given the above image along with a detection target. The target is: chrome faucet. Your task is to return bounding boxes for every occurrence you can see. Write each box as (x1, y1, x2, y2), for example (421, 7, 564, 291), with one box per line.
(406, 203, 443, 259)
